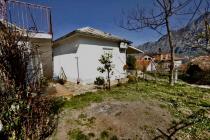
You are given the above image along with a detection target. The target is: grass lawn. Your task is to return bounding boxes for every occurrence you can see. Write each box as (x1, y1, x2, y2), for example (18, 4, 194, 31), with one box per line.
(54, 80, 210, 140)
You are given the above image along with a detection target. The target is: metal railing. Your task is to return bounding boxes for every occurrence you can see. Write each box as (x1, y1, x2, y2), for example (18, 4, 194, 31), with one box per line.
(0, 0, 52, 34)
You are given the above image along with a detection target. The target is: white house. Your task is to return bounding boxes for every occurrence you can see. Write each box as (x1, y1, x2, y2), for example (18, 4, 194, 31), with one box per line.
(53, 27, 132, 84)
(142, 55, 156, 71)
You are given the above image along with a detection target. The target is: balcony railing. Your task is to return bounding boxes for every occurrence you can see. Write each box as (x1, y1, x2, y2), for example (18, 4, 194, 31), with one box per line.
(0, 0, 52, 34)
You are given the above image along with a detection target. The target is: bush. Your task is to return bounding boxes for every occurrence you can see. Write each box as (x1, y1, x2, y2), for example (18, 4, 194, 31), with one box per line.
(180, 64, 210, 85)
(127, 75, 136, 83)
(57, 78, 66, 85)
(68, 129, 89, 140)
(94, 76, 105, 86)
(40, 77, 49, 88)
(0, 23, 64, 139)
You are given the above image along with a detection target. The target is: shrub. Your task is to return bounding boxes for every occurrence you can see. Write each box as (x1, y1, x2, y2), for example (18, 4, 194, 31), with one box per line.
(110, 135, 118, 140)
(40, 77, 49, 88)
(57, 78, 66, 85)
(94, 76, 105, 86)
(127, 75, 136, 83)
(0, 22, 64, 139)
(68, 129, 89, 140)
(100, 130, 109, 139)
(123, 64, 128, 71)
(186, 64, 202, 83)
(180, 64, 210, 85)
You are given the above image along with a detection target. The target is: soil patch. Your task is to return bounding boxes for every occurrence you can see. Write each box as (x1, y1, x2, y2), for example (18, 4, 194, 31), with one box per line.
(51, 100, 173, 140)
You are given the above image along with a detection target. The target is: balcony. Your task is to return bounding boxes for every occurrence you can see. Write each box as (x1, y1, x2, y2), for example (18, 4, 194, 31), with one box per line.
(0, 0, 52, 35)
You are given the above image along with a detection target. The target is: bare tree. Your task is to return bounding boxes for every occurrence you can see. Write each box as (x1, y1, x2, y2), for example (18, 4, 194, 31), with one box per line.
(119, 0, 202, 85)
(199, 0, 210, 49)
(195, 0, 210, 50)
(154, 109, 207, 140)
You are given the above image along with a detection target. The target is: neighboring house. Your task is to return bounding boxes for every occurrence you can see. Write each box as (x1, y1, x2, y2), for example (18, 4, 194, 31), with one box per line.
(135, 53, 184, 72)
(154, 53, 183, 71)
(53, 27, 132, 84)
(141, 54, 155, 61)
(136, 56, 156, 72)
(0, 0, 53, 78)
(135, 54, 156, 72)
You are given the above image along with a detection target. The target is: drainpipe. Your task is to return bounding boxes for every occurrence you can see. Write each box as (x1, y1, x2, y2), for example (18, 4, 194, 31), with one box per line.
(125, 45, 128, 76)
(75, 56, 80, 84)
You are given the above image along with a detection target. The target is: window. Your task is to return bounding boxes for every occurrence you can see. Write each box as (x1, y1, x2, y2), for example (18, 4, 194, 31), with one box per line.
(103, 48, 113, 50)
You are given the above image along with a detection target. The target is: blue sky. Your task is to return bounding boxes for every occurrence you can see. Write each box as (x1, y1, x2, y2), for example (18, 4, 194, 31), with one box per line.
(19, 0, 163, 46)
(20, 0, 198, 46)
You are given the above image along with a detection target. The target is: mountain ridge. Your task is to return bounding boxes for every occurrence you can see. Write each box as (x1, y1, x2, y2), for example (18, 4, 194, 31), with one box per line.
(138, 13, 210, 57)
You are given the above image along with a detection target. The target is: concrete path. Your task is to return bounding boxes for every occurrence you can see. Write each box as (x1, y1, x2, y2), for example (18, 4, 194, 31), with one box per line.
(187, 84, 210, 89)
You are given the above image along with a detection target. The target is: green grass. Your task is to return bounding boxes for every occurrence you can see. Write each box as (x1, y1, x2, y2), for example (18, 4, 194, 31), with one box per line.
(63, 80, 210, 139)
(68, 129, 89, 140)
(64, 80, 210, 111)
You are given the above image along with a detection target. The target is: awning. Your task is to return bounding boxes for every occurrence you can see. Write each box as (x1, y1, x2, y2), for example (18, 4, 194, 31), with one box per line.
(126, 46, 144, 54)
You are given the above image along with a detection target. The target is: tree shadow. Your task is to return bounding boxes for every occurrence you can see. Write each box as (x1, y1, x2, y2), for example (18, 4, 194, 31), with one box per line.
(153, 109, 207, 140)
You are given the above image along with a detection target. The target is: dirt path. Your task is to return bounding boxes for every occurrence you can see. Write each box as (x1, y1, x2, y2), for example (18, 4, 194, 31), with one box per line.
(64, 82, 97, 96)
(50, 101, 173, 140)
(45, 83, 73, 97)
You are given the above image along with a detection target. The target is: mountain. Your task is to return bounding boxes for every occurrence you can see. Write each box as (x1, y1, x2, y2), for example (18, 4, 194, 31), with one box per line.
(138, 13, 210, 57)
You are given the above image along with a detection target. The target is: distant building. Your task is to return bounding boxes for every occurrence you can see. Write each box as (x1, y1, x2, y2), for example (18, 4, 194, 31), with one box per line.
(136, 54, 156, 72)
(153, 53, 184, 71)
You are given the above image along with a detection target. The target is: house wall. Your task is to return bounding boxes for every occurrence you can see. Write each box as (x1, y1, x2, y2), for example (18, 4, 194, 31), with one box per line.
(53, 36, 127, 84)
(146, 62, 156, 72)
(53, 36, 79, 82)
(174, 60, 182, 68)
(160, 60, 182, 72)
(143, 55, 153, 61)
(31, 38, 53, 79)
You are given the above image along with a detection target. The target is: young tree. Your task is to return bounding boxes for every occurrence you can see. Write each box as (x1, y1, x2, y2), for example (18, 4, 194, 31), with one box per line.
(97, 52, 114, 90)
(0, 22, 62, 139)
(119, 0, 201, 85)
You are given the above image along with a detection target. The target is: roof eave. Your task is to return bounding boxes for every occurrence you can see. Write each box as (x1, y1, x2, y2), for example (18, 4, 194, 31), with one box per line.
(54, 29, 132, 44)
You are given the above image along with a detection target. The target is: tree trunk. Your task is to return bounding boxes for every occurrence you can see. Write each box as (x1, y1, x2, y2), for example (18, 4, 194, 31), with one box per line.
(107, 71, 111, 90)
(135, 68, 138, 91)
(165, 16, 175, 86)
(204, 17, 209, 48)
